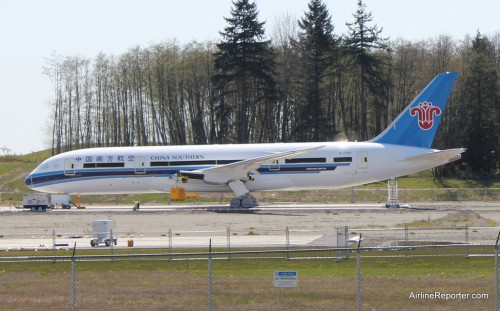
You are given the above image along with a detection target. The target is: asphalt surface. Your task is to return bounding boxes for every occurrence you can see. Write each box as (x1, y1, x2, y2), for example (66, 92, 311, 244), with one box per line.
(0, 202, 498, 250)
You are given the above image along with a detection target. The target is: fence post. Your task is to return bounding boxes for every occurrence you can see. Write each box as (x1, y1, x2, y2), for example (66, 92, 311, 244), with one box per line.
(169, 228, 173, 261)
(110, 229, 114, 261)
(286, 227, 290, 260)
(208, 239, 213, 311)
(404, 225, 409, 259)
(495, 232, 500, 311)
(344, 226, 350, 259)
(52, 230, 56, 263)
(351, 188, 356, 203)
(464, 225, 469, 258)
(356, 234, 362, 311)
(227, 226, 231, 260)
(71, 242, 77, 311)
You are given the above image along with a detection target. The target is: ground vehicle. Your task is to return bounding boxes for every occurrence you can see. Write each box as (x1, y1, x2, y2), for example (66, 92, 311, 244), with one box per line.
(19, 193, 72, 211)
(22, 193, 50, 211)
(90, 220, 117, 247)
(50, 194, 71, 209)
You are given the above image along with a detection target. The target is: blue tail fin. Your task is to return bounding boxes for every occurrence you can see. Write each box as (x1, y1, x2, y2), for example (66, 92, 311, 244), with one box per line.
(372, 72, 458, 148)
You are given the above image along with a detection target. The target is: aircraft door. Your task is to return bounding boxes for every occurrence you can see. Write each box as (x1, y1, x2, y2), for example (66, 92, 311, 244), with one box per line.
(357, 151, 368, 170)
(134, 157, 146, 174)
(269, 160, 280, 171)
(64, 159, 76, 176)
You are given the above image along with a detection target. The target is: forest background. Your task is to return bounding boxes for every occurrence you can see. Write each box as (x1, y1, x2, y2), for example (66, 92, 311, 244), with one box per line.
(42, 0, 499, 178)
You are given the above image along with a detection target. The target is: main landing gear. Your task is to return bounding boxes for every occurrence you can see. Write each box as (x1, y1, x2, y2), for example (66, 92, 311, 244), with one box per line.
(230, 195, 259, 208)
(177, 173, 259, 208)
(228, 180, 258, 208)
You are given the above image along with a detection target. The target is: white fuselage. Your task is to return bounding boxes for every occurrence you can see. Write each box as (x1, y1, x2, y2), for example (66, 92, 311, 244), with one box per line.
(25, 142, 453, 195)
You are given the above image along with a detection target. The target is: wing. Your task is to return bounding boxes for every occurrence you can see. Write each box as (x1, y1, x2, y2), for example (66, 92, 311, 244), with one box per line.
(179, 145, 325, 184)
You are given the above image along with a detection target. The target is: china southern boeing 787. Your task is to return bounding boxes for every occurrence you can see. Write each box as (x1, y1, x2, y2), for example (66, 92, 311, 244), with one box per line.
(25, 72, 464, 208)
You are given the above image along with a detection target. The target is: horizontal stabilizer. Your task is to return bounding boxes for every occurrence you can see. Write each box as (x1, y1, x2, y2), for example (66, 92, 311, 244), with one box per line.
(399, 148, 466, 164)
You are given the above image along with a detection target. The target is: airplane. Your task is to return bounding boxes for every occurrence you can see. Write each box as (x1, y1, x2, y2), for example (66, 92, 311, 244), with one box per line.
(25, 72, 464, 208)
(347, 234, 363, 244)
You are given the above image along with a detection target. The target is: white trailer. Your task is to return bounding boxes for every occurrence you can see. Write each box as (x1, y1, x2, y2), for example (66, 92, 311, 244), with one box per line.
(22, 193, 50, 211)
(90, 220, 117, 247)
(50, 194, 72, 209)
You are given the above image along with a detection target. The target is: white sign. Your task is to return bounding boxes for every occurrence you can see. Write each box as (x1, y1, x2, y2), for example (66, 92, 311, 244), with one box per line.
(274, 271, 298, 288)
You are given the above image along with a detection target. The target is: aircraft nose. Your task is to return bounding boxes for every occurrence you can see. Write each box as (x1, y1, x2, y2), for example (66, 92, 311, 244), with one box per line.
(24, 173, 33, 188)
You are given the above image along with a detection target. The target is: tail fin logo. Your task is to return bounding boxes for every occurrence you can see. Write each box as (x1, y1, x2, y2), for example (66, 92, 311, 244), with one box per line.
(410, 101, 441, 130)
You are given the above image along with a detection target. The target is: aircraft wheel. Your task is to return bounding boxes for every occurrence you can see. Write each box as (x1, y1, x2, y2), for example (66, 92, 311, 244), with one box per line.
(241, 197, 254, 208)
(90, 240, 96, 247)
(105, 239, 111, 247)
(230, 198, 241, 208)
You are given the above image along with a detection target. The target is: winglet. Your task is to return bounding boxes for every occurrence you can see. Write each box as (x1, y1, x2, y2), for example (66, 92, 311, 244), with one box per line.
(371, 72, 458, 148)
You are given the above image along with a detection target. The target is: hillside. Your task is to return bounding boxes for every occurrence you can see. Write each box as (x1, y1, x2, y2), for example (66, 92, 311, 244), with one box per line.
(0, 150, 51, 193)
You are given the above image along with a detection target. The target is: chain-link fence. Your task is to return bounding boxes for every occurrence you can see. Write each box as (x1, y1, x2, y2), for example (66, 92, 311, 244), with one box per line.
(2, 225, 500, 257)
(1, 243, 499, 311)
(1, 223, 500, 310)
(255, 187, 500, 204)
(2, 224, 500, 253)
(2, 188, 499, 207)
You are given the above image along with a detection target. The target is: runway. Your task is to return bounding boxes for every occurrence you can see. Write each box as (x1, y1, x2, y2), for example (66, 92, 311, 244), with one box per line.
(0, 202, 498, 251)
(1, 202, 390, 213)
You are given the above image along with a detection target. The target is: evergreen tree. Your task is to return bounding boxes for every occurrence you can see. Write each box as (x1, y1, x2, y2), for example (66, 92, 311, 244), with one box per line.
(459, 32, 499, 176)
(345, 0, 389, 140)
(293, 0, 336, 142)
(212, 0, 278, 143)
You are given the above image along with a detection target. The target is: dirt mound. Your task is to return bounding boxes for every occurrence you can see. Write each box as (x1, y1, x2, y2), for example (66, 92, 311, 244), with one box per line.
(437, 210, 495, 227)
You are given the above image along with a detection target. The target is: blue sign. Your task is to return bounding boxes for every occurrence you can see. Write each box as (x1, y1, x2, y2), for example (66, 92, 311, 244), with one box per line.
(274, 271, 298, 287)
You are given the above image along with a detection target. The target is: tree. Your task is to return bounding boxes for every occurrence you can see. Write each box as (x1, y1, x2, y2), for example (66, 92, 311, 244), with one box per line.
(0, 146, 15, 156)
(293, 0, 336, 142)
(271, 13, 299, 142)
(180, 42, 214, 144)
(212, 0, 278, 143)
(458, 32, 499, 176)
(345, 0, 389, 140)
